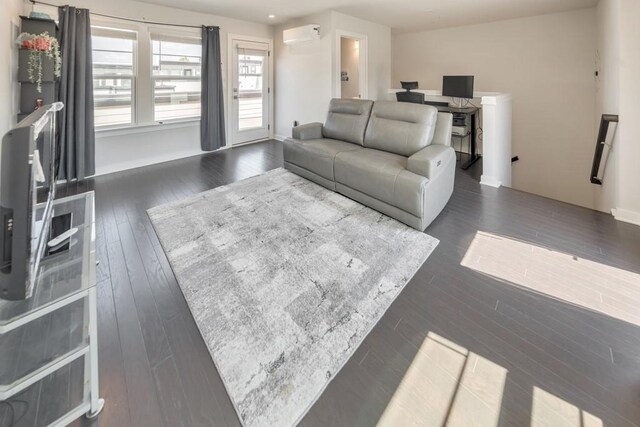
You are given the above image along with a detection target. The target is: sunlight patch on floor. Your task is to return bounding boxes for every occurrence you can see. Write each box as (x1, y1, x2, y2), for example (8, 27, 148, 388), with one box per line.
(377, 332, 507, 426)
(461, 231, 640, 326)
(532, 386, 602, 427)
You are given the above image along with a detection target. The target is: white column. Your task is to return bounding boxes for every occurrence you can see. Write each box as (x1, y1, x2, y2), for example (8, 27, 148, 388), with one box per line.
(480, 93, 513, 188)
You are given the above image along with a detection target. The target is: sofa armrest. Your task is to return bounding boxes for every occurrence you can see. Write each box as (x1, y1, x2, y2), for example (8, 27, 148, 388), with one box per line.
(292, 122, 323, 140)
(407, 145, 455, 179)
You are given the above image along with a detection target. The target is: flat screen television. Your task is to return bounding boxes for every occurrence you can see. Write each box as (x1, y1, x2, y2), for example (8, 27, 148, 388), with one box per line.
(442, 75, 475, 99)
(0, 102, 63, 300)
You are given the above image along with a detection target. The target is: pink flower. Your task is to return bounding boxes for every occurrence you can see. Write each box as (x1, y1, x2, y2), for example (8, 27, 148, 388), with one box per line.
(34, 37, 51, 51)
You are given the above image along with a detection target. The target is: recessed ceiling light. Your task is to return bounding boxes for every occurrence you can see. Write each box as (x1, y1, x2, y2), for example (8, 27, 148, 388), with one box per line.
(268, 14, 275, 19)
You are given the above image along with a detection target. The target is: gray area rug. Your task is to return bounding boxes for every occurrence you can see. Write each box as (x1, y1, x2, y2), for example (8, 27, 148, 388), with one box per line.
(148, 168, 439, 427)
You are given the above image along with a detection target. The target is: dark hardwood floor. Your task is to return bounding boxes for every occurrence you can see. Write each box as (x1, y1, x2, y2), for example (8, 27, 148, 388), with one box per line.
(48, 140, 640, 426)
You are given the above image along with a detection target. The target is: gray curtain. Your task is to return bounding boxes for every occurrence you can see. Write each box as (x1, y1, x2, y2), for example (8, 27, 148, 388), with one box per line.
(201, 26, 226, 151)
(57, 6, 95, 180)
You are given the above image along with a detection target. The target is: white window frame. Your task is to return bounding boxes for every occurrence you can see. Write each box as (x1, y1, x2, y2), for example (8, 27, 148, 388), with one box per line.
(149, 28, 202, 124)
(92, 20, 202, 133)
(91, 25, 138, 130)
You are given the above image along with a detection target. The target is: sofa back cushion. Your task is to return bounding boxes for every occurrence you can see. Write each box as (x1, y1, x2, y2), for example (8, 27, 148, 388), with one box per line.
(363, 101, 438, 157)
(323, 99, 374, 145)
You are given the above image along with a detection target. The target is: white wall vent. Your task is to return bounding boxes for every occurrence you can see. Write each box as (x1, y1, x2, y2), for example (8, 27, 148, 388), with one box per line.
(283, 24, 320, 44)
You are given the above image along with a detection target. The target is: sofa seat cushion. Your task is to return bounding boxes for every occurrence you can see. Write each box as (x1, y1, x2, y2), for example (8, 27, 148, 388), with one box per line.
(334, 148, 428, 217)
(283, 138, 363, 181)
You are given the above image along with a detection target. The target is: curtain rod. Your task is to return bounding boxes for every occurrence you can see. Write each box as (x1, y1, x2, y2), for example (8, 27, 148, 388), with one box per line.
(29, 0, 219, 29)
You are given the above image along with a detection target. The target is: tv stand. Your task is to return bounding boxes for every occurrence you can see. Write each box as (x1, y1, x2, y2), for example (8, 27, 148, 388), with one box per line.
(0, 191, 104, 425)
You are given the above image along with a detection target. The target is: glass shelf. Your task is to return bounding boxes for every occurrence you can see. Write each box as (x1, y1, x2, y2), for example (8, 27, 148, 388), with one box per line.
(0, 297, 88, 390)
(0, 356, 90, 427)
(0, 192, 96, 328)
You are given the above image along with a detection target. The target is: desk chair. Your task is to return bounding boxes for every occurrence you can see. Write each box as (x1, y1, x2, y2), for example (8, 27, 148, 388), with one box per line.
(396, 91, 425, 104)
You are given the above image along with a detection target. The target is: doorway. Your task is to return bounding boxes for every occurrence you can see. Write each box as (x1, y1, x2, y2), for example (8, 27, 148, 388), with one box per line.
(340, 37, 360, 99)
(229, 37, 272, 145)
(335, 31, 367, 100)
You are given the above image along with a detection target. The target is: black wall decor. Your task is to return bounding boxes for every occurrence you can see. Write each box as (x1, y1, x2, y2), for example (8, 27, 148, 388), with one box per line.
(590, 114, 619, 185)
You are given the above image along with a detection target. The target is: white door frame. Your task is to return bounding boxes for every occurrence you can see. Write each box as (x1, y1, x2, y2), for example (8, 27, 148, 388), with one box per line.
(334, 30, 368, 100)
(226, 34, 274, 146)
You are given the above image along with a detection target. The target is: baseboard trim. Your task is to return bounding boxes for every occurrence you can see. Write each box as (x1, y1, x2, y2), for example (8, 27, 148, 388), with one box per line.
(480, 175, 502, 188)
(230, 138, 272, 148)
(93, 149, 205, 177)
(611, 208, 640, 227)
(92, 138, 279, 178)
(274, 134, 287, 142)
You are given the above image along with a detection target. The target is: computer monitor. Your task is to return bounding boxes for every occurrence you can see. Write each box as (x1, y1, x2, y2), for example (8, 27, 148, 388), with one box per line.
(400, 81, 419, 91)
(442, 76, 474, 99)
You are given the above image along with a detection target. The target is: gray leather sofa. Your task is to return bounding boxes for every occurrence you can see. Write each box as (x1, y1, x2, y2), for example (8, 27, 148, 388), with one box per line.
(283, 99, 455, 231)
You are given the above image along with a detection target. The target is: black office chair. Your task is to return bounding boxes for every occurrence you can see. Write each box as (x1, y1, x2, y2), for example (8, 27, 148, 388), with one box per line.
(396, 91, 425, 104)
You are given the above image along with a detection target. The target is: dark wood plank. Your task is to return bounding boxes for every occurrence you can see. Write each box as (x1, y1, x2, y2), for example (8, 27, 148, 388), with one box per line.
(91, 279, 132, 427)
(152, 356, 194, 427)
(115, 220, 172, 369)
(106, 240, 165, 427)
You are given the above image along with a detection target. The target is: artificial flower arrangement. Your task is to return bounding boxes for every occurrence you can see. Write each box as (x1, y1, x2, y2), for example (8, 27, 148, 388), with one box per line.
(16, 32, 62, 92)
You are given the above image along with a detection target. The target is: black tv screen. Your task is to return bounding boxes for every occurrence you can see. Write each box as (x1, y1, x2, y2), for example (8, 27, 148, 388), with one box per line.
(0, 103, 61, 300)
(442, 76, 474, 99)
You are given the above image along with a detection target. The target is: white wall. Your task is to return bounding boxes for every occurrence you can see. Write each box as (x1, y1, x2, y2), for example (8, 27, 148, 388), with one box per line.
(393, 9, 598, 210)
(275, 11, 390, 139)
(331, 12, 391, 102)
(0, 0, 23, 138)
(594, 0, 620, 213)
(275, 11, 334, 138)
(610, 0, 640, 225)
(340, 37, 360, 99)
(593, 0, 640, 226)
(32, 0, 274, 176)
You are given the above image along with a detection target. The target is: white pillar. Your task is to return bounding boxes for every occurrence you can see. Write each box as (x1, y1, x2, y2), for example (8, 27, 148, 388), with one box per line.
(480, 93, 512, 188)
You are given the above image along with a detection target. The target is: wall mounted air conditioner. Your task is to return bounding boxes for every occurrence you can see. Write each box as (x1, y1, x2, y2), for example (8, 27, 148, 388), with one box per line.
(283, 24, 320, 44)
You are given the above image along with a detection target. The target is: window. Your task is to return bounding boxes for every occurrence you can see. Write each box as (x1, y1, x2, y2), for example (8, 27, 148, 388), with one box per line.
(90, 25, 201, 130)
(91, 27, 136, 128)
(237, 47, 267, 130)
(151, 33, 201, 122)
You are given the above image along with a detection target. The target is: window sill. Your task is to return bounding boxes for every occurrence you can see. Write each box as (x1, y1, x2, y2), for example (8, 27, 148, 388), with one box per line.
(95, 119, 200, 138)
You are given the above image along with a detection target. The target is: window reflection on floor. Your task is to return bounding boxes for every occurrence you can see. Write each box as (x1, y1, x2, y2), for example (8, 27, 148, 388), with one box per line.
(461, 231, 640, 327)
(377, 331, 605, 426)
(377, 332, 507, 426)
(532, 386, 602, 427)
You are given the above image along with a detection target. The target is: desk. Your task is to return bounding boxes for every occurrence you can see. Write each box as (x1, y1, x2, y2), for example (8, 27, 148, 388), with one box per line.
(433, 105, 480, 170)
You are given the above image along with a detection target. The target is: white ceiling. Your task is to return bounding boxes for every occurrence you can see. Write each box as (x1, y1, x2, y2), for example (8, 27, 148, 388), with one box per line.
(138, 0, 597, 32)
